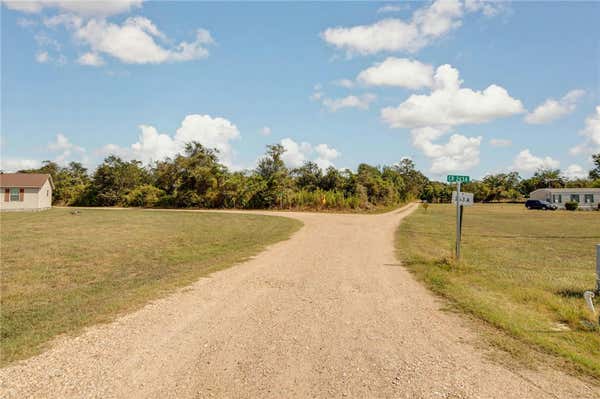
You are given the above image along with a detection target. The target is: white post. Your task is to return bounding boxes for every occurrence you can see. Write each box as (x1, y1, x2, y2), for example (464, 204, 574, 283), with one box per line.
(456, 182, 461, 260)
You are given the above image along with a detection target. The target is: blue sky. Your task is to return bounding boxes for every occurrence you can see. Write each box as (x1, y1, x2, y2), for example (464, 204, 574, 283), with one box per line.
(1, 1, 599, 180)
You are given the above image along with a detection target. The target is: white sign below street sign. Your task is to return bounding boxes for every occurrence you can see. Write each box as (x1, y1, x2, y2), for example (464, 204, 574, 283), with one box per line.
(452, 191, 474, 206)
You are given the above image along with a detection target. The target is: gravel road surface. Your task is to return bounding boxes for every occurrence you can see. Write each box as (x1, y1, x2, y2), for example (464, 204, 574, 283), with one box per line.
(1, 204, 598, 398)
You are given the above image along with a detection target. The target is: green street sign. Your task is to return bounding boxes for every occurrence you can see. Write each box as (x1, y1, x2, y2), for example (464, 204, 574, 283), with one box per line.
(447, 175, 470, 183)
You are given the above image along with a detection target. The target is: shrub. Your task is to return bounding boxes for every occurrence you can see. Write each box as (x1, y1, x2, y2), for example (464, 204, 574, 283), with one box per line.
(124, 185, 165, 208)
(565, 201, 578, 211)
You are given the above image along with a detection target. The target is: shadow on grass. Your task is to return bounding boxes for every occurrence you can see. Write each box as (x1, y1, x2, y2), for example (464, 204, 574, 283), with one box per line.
(556, 288, 588, 298)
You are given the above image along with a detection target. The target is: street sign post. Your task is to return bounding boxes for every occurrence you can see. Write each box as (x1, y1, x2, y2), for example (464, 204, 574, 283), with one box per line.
(448, 175, 471, 260)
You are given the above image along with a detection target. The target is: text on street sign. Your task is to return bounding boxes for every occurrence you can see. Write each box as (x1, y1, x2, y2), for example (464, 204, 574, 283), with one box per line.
(447, 175, 470, 183)
(452, 191, 474, 206)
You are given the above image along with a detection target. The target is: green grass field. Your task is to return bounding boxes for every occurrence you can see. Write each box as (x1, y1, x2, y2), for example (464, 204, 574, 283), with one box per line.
(396, 204, 600, 379)
(0, 208, 302, 365)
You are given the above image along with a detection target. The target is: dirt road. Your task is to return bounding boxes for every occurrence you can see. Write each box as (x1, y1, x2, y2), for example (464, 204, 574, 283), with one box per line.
(1, 204, 598, 398)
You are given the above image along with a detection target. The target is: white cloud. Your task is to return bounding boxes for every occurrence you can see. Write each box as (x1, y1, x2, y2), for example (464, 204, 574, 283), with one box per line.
(130, 125, 178, 163)
(379, 63, 522, 175)
(563, 164, 587, 180)
(48, 133, 86, 163)
(511, 149, 560, 173)
(71, 17, 214, 64)
(3, 0, 142, 17)
(489, 138, 512, 147)
(410, 127, 481, 174)
(96, 143, 132, 159)
(322, 18, 421, 56)
(314, 143, 341, 169)
(279, 138, 341, 169)
(464, 0, 506, 17)
(77, 52, 104, 66)
(322, 0, 496, 56)
(280, 138, 312, 168)
(525, 89, 585, 124)
(570, 106, 600, 155)
(0, 158, 41, 172)
(322, 93, 376, 112)
(100, 114, 240, 167)
(260, 126, 272, 136)
(381, 64, 524, 128)
(35, 51, 50, 63)
(357, 57, 433, 89)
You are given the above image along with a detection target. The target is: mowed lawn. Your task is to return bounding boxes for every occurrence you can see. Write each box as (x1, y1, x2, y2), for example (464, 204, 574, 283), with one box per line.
(396, 204, 600, 379)
(1, 208, 302, 365)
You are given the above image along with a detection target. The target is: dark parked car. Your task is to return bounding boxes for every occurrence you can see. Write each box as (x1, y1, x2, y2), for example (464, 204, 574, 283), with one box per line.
(525, 199, 557, 210)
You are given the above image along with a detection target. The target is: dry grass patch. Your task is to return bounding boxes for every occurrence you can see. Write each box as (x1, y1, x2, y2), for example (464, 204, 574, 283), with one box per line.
(1, 208, 301, 365)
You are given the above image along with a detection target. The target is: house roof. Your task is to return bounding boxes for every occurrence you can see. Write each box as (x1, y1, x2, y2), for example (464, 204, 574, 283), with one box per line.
(0, 173, 54, 189)
(531, 187, 600, 194)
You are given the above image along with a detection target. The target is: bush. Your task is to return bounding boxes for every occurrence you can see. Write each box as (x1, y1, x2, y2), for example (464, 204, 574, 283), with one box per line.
(565, 201, 578, 211)
(124, 185, 165, 208)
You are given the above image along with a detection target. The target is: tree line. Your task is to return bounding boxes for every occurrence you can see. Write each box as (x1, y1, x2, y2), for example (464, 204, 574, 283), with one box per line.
(17, 144, 600, 210)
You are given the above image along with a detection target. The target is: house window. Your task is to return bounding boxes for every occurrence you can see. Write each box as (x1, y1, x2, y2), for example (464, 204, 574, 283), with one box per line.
(570, 194, 580, 203)
(10, 188, 19, 201)
(47, 190, 49, 197)
(552, 194, 562, 203)
(584, 194, 594, 203)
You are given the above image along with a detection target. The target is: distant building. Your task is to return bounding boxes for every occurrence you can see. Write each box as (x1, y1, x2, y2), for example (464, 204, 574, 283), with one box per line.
(529, 188, 600, 210)
(0, 173, 54, 211)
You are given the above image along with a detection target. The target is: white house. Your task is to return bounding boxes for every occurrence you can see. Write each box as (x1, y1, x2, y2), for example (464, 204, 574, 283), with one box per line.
(529, 187, 600, 210)
(0, 173, 54, 211)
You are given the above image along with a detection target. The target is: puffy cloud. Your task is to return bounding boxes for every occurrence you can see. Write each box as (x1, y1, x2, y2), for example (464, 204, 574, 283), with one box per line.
(511, 149, 560, 173)
(322, 18, 422, 55)
(130, 125, 178, 163)
(563, 164, 587, 180)
(279, 138, 341, 169)
(410, 127, 481, 174)
(380, 63, 522, 175)
(489, 138, 512, 147)
(357, 57, 433, 89)
(174, 114, 240, 164)
(48, 133, 85, 163)
(95, 143, 132, 159)
(100, 114, 240, 167)
(381, 64, 524, 128)
(322, 0, 495, 56)
(280, 138, 312, 168)
(0, 158, 41, 172)
(322, 94, 376, 112)
(3, 0, 142, 17)
(525, 89, 585, 124)
(77, 52, 104, 66)
(570, 106, 600, 155)
(314, 143, 341, 169)
(72, 18, 213, 64)
(260, 126, 272, 136)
